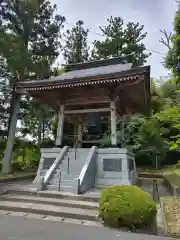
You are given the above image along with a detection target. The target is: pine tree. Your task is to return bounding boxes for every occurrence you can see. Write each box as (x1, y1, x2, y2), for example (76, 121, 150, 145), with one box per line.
(62, 20, 89, 64)
(0, 79, 11, 137)
(92, 16, 150, 67)
(0, 0, 65, 173)
(0, 0, 65, 80)
(165, 2, 180, 82)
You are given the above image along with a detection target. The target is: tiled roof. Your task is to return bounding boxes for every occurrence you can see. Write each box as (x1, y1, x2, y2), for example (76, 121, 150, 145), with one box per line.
(16, 65, 150, 92)
(54, 63, 132, 82)
(63, 56, 128, 71)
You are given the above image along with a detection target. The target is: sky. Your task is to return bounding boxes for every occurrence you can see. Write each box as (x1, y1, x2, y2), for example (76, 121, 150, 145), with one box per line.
(51, 0, 177, 78)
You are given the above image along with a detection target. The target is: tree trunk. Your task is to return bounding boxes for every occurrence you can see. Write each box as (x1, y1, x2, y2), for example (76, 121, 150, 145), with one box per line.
(2, 94, 21, 173)
(42, 118, 45, 144)
(155, 155, 158, 169)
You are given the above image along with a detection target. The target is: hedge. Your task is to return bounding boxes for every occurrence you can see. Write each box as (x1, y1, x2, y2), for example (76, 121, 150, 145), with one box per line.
(99, 185, 157, 229)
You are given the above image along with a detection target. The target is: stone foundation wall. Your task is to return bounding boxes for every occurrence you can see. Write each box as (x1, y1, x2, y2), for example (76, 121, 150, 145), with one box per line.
(95, 148, 137, 187)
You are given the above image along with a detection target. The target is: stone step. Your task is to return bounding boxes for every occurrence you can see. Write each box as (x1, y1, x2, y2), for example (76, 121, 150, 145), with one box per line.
(65, 155, 88, 160)
(50, 178, 78, 183)
(58, 160, 86, 172)
(46, 184, 77, 193)
(0, 210, 103, 227)
(49, 177, 79, 189)
(68, 148, 90, 152)
(0, 200, 98, 221)
(48, 151, 87, 194)
(48, 175, 78, 188)
(51, 173, 78, 179)
(65, 154, 87, 158)
(0, 194, 98, 210)
(62, 173, 79, 179)
(7, 188, 100, 202)
(49, 179, 78, 186)
(61, 157, 86, 163)
(53, 171, 79, 176)
(58, 167, 83, 173)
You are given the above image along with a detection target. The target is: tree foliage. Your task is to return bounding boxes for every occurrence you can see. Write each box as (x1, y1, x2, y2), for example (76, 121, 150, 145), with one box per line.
(92, 16, 150, 67)
(62, 20, 89, 64)
(1, 2, 179, 171)
(0, 79, 11, 137)
(0, 0, 65, 80)
(0, 0, 65, 172)
(155, 107, 180, 152)
(165, 3, 180, 82)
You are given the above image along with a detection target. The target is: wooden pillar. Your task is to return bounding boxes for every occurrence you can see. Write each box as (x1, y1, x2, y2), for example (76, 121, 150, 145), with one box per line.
(121, 121, 125, 147)
(110, 100, 117, 146)
(55, 105, 64, 146)
(2, 94, 21, 173)
(73, 124, 77, 145)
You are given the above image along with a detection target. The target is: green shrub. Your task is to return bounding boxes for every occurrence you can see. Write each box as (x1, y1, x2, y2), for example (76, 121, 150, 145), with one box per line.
(99, 185, 157, 229)
(13, 148, 40, 170)
(176, 160, 180, 168)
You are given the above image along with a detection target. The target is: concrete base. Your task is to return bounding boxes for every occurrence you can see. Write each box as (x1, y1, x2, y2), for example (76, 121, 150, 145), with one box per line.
(33, 147, 137, 193)
(33, 148, 62, 185)
(95, 148, 137, 188)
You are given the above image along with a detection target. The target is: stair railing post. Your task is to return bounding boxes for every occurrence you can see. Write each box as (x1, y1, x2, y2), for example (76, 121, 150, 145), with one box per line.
(75, 142, 77, 161)
(74, 139, 79, 161)
(67, 156, 70, 174)
(58, 171, 61, 191)
(73, 129, 84, 161)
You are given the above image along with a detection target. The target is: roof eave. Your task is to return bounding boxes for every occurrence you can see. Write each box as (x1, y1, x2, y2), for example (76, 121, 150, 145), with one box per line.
(16, 66, 150, 91)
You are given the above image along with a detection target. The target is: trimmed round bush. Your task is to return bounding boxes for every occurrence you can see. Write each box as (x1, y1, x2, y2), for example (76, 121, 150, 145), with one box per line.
(99, 185, 157, 228)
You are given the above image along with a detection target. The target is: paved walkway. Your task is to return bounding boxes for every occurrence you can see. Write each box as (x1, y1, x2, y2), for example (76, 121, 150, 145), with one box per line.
(0, 215, 173, 240)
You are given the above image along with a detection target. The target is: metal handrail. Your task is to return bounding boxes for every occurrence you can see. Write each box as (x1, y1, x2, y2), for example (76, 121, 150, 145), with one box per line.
(67, 156, 70, 174)
(73, 127, 86, 161)
(74, 138, 79, 161)
(58, 171, 61, 191)
(73, 127, 87, 160)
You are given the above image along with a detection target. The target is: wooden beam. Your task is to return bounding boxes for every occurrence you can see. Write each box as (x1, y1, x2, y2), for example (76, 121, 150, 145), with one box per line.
(65, 97, 109, 106)
(68, 86, 110, 97)
(113, 78, 142, 96)
(82, 140, 102, 144)
(65, 107, 110, 115)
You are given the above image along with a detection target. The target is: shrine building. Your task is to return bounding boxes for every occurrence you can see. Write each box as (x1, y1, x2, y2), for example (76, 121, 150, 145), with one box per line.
(13, 56, 150, 194)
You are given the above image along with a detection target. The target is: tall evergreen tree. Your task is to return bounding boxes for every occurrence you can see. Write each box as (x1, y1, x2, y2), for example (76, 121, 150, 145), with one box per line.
(0, 0, 65, 173)
(0, 79, 11, 137)
(165, 2, 180, 83)
(62, 20, 89, 64)
(0, 0, 65, 80)
(92, 16, 150, 67)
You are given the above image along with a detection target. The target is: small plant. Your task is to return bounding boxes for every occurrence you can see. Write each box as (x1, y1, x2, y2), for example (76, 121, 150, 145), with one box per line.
(176, 160, 180, 168)
(99, 185, 157, 229)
